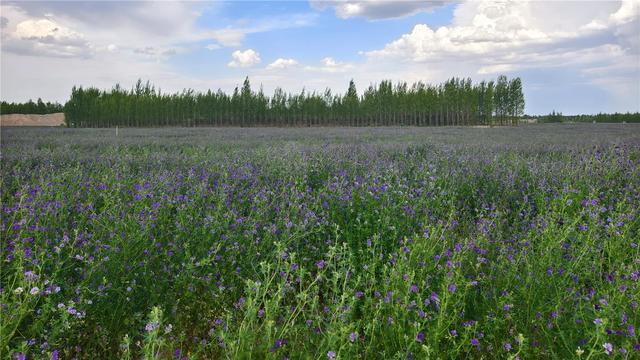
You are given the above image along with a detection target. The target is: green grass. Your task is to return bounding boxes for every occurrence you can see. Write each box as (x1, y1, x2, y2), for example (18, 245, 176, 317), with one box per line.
(1, 124, 639, 359)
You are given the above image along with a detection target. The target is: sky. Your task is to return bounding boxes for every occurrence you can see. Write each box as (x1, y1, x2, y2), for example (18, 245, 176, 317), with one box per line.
(0, 0, 639, 115)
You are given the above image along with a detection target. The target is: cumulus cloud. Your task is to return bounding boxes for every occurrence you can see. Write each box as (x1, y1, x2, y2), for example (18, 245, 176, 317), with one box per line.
(303, 57, 354, 73)
(368, 0, 638, 65)
(1, 2, 317, 59)
(3, 17, 92, 57)
(266, 58, 299, 70)
(228, 49, 261, 68)
(362, 0, 639, 113)
(310, 0, 452, 20)
(1, 0, 638, 114)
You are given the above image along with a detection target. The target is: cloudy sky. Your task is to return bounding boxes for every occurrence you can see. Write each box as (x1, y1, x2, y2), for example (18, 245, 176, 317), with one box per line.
(1, 0, 638, 114)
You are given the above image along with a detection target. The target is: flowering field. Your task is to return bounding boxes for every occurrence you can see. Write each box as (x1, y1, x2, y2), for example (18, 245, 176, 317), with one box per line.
(2, 124, 639, 359)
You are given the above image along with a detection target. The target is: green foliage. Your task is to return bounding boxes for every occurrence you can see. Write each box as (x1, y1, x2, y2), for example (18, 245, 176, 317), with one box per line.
(62, 76, 527, 127)
(1, 99, 63, 115)
(1, 125, 638, 359)
(537, 111, 640, 123)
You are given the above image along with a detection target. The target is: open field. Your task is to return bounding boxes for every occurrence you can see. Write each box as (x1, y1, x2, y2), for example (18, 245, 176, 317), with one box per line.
(1, 124, 639, 359)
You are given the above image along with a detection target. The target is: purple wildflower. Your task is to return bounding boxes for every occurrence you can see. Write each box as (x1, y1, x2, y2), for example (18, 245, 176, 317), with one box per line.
(349, 332, 357, 343)
(430, 292, 440, 304)
(145, 321, 159, 332)
(448, 283, 456, 293)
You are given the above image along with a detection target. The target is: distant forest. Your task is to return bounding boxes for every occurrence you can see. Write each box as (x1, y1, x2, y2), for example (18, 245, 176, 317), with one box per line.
(2, 77, 638, 127)
(532, 110, 640, 123)
(0, 99, 63, 115)
(63, 75, 524, 127)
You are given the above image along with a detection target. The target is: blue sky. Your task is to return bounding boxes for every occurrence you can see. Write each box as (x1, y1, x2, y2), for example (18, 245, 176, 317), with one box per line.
(1, 1, 638, 115)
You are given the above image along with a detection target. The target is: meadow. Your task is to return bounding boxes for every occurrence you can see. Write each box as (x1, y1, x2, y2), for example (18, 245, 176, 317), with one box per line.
(1, 124, 639, 359)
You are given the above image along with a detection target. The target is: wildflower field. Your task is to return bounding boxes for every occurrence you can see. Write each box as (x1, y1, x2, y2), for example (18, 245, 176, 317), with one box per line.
(1, 124, 639, 359)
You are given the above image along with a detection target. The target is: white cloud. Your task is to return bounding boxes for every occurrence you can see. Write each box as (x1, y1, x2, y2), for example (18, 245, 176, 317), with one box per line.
(203, 13, 318, 49)
(1, 3, 317, 59)
(310, 0, 452, 20)
(209, 28, 246, 47)
(304, 57, 354, 73)
(368, 0, 638, 67)
(477, 64, 515, 75)
(321, 57, 338, 67)
(1, 0, 638, 114)
(361, 0, 639, 113)
(228, 49, 261, 68)
(610, 0, 639, 24)
(266, 58, 299, 70)
(133, 46, 178, 59)
(3, 16, 92, 57)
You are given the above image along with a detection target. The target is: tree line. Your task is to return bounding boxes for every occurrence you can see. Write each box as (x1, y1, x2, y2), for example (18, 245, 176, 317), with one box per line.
(533, 111, 640, 123)
(0, 99, 63, 115)
(62, 75, 525, 127)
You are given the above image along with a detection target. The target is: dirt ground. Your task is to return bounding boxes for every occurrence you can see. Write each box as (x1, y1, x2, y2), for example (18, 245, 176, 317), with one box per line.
(1, 113, 65, 126)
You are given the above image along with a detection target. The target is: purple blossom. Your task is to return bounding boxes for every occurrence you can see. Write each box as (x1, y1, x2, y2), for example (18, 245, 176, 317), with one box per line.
(327, 351, 336, 359)
(349, 332, 357, 342)
(430, 292, 440, 304)
(603, 342, 613, 355)
(416, 332, 425, 343)
(24, 271, 39, 281)
(270, 338, 288, 352)
(145, 321, 159, 332)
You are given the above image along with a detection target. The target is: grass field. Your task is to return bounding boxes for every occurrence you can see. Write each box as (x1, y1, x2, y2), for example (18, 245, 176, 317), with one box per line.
(1, 124, 639, 359)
